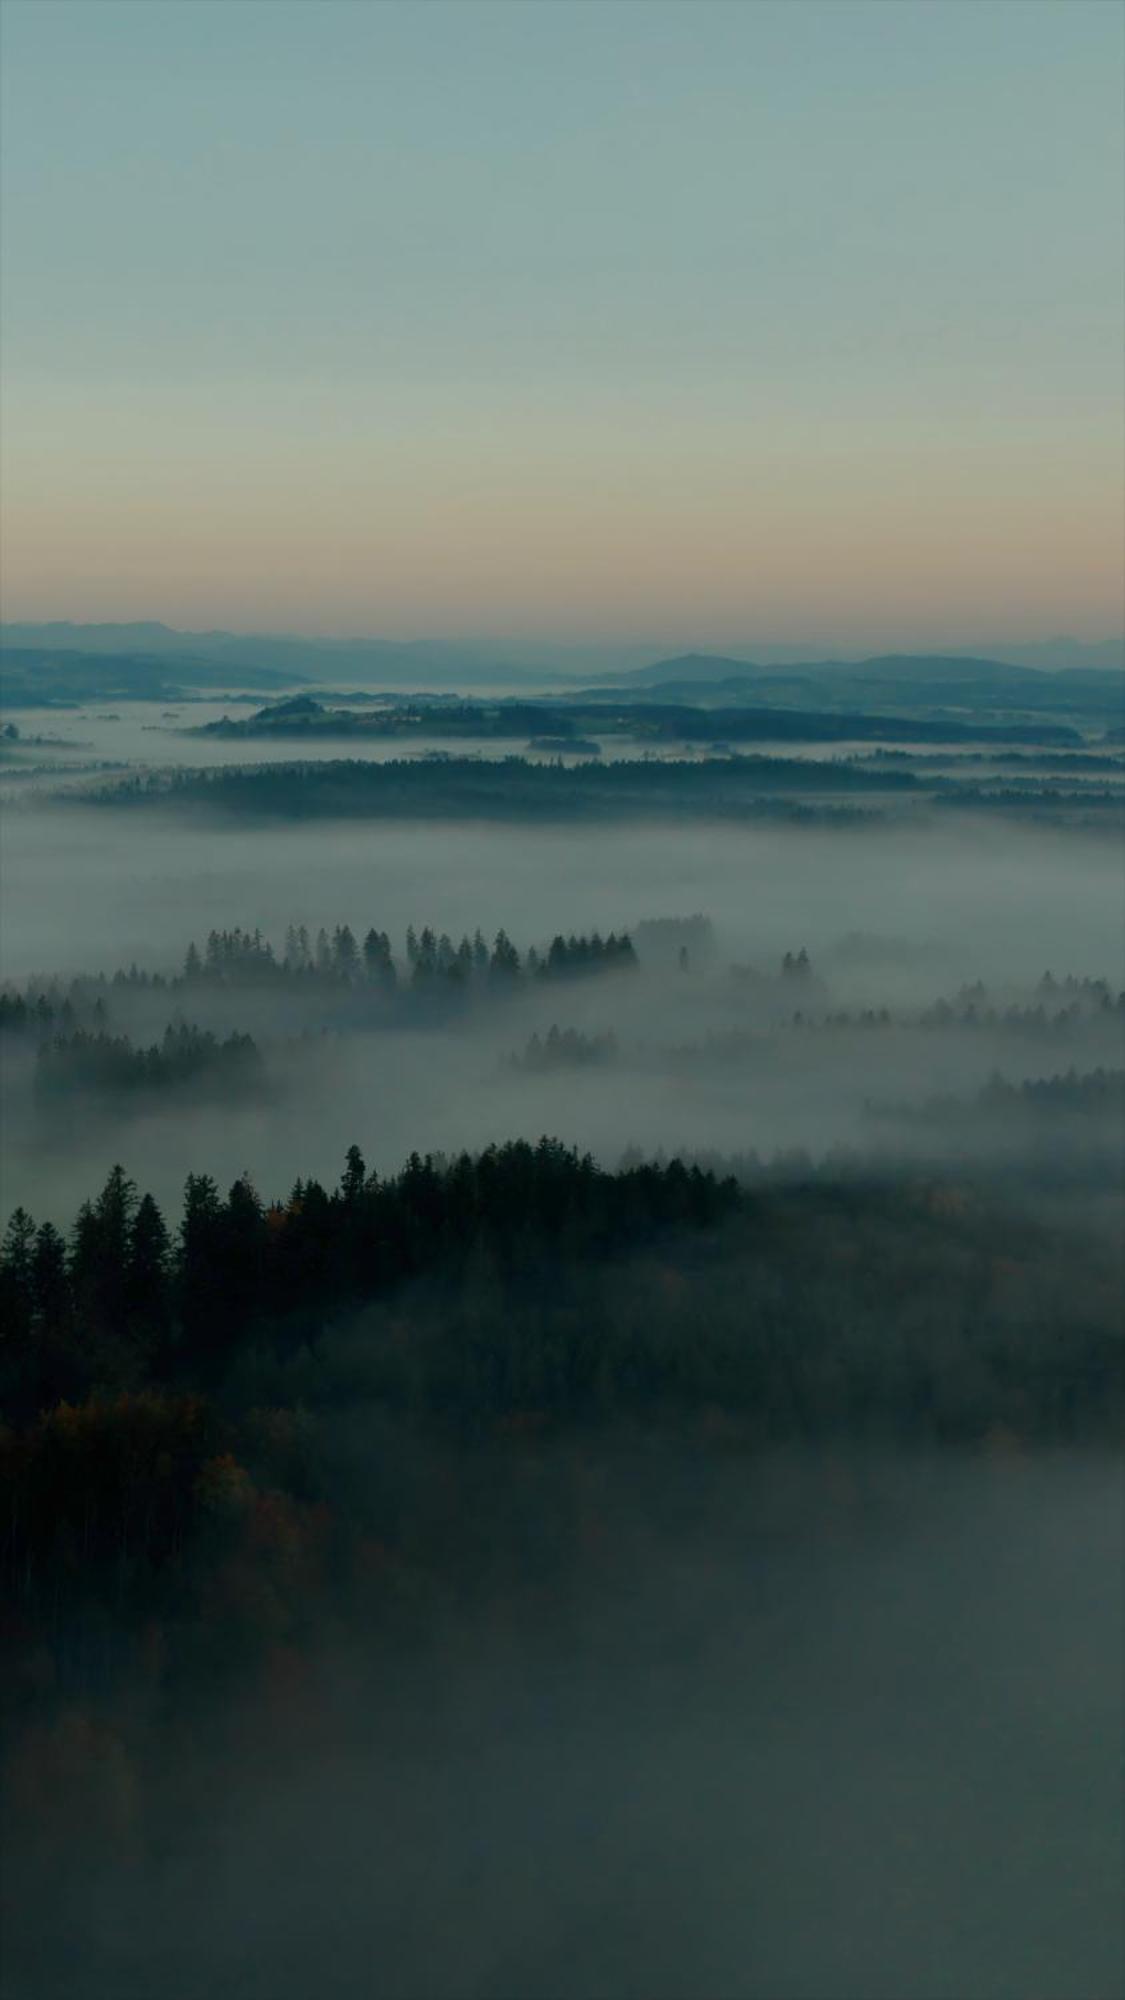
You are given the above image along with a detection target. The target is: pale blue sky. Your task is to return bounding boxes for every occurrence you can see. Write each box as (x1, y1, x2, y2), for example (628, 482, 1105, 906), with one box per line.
(2, 0, 1122, 644)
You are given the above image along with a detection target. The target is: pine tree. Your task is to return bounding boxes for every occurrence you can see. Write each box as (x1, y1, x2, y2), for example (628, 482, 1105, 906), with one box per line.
(32, 1221, 70, 1337)
(334, 924, 359, 981)
(489, 930, 521, 984)
(63, 1166, 136, 1341)
(362, 928, 396, 990)
(128, 1192, 171, 1339)
(180, 1173, 222, 1341)
(340, 1144, 366, 1203)
(413, 928, 437, 984)
(0, 1207, 36, 1344)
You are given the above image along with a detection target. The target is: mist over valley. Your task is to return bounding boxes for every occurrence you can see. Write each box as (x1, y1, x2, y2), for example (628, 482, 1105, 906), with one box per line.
(3, 0, 1123, 1989)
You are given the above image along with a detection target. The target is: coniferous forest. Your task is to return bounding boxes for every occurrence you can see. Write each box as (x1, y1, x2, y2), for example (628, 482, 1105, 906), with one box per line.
(3, 6, 1125, 1994)
(2, 829, 1123, 2000)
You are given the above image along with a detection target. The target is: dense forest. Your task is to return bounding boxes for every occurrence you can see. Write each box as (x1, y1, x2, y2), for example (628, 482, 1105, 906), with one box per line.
(3, 745, 1122, 2000)
(190, 691, 1089, 749)
(6, 4, 1125, 1987)
(34, 1025, 265, 1105)
(80, 754, 918, 822)
(73, 749, 1124, 829)
(3, 1142, 1120, 1697)
(178, 921, 639, 988)
(3, 1119, 1120, 1964)
(1, 920, 639, 1015)
(5, 945, 1118, 1033)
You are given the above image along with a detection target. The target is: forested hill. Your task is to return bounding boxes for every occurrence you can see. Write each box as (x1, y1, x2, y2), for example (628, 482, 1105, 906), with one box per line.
(2, 1142, 1119, 1440)
(80, 754, 920, 825)
(2, 1137, 1119, 1893)
(75, 751, 1125, 829)
(0, 645, 294, 705)
(191, 693, 1088, 747)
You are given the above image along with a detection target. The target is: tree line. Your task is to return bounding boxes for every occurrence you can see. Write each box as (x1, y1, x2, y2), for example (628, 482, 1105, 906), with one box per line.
(874, 1065, 1125, 1126)
(184, 921, 638, 987)
(0, 991, 107, 1038)
(0, 921, 641, 1043)
(35, 1024, 264, 1105)
(82, 754, 899, 824)
(2, 1137, 1120, 1764)
(511, 1028, 620, 1072)
(3, 1138, 1121, 1437)
(0, 1142, 736, 1420)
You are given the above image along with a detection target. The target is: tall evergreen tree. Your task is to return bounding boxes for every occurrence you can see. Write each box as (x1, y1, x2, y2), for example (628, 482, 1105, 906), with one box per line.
(340, 1144, 366, 1203)
(71, 1166, 137, 1333)
(128, 1192, 171, 1340)
(334, 925, 359, 981)
(180, 1173, 222, 1343)
(489, 930, 521, 984)
(32, 1221, 70, 1338)
(0, 1207, 36, 1345)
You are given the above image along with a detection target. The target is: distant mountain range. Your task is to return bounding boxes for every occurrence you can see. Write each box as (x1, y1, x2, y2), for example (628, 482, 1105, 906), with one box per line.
(1, 624, 1122, 714)
(607, 650, 1118, 689)
(0, 623, 552, 688)
(0, 646, 296, 707)
(2, 622, 1122, 679)
(578, 651, 1125, 722)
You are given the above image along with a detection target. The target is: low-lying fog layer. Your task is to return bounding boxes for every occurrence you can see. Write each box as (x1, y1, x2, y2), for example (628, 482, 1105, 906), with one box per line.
(4, 796, 1121, 983)
(2, 703, 1123, 2000)
(7, 1449, 1122, 2000)
(2, 698, 595, 778)
(4, 985, 1123, 1224)
(12, 698, 1121, 786)
(2, 793, 1123, 1217)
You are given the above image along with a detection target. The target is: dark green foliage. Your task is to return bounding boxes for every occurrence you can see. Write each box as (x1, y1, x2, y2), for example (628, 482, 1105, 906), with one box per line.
(127, 1193, 172, 1347)
(70, 1167, 136, 1331)
(75, 741, 1125, 831)
(514, 1027, 620, 1071)
(187, 691, 1091, 747)
(0, 991, 79, 1036)
(2, 1143, 1120, 1440)
(361, 927, 396, 988)
(1, 1141, 1120, 1783)
(35, 1025, 264, 1103)
(543, 931, 636, 977)
(0, 1209, 36, 1346)
(179, 1172, 223, 1358)
(871, 1066, 1125, 1132)
(83, 753, 910, 824)
(31, 1223, 70, 1338)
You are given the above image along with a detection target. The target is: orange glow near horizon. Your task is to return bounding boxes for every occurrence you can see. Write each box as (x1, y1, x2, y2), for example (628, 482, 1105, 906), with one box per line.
(3, 411, 1120, 648)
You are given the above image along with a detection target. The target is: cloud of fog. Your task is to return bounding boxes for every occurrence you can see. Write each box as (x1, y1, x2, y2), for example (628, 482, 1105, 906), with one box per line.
(3, 798, 1121, 986)
(6, 1447, 1122, 2000)
(2, 790, 1122, 1220)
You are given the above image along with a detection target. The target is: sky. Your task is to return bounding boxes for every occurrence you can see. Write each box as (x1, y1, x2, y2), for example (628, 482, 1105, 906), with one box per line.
(1, 0, 1122, 651)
